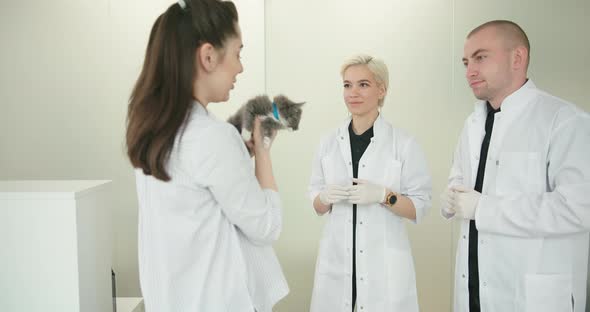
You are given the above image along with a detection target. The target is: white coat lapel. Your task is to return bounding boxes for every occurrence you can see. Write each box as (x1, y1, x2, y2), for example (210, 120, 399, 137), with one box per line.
(485, 81, 537, 162)
(337, 118, 353, 180)
(467, 102, 487, 188)
(357, 115, 385, 179)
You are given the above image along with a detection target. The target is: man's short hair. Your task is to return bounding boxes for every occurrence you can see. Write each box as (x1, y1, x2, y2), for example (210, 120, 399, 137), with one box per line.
(469, 20, 530, 68)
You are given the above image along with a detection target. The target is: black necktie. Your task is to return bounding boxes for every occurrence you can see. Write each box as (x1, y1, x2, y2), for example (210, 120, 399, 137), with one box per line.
(469, 103, 500, 311)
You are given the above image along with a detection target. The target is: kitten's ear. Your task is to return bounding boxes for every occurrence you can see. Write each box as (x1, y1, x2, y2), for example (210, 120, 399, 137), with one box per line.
(272, 95, 286, 103)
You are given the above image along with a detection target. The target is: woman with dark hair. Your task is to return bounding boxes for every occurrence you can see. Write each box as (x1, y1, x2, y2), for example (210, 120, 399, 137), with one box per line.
(126, 1, 286, 311)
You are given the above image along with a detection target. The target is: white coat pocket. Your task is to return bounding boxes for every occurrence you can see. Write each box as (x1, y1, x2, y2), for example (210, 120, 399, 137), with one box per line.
(496, 152, 542, 195)
(381, 159, 402, 192)
(525, 274, 573, 312)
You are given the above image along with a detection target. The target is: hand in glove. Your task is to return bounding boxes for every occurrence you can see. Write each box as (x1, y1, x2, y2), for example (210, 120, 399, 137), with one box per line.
(348, 178, 386, 205)
(319, 184, 351, 205)
(450, 185, 481, 220)
(440, 187, 456, 216)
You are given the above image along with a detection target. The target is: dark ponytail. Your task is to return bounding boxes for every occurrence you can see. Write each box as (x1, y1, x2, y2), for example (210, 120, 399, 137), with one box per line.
(126, 0, 238, 181)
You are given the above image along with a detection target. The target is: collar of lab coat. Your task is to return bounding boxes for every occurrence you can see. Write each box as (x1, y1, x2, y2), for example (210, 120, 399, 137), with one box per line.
(192, 100, 208, 115)
(337, 113, 386, 142)
(472, 79, 537, 121)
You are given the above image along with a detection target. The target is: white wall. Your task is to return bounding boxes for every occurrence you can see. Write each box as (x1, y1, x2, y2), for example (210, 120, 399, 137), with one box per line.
(1, 1, 589, 311)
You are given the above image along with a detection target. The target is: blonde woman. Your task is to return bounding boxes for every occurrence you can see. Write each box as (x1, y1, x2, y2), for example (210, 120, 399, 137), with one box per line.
(308, 54, 432, 311)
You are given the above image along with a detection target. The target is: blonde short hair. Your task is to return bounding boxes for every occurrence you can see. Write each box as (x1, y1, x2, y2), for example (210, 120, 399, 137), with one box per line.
(340, 54, 389, 107)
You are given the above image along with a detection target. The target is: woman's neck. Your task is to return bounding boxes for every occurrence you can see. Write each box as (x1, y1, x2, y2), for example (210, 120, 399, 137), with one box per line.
(193, 81, 209, 107)
(351, 110, 379, 135)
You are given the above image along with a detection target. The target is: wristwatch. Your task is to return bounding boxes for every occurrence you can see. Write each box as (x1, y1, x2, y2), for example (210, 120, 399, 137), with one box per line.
(384, 191, 398, 208)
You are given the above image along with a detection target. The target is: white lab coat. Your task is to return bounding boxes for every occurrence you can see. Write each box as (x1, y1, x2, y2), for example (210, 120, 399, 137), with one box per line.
(443, 80, 590, 312)
(135, 102, 288, 312)
(308, 115, 432, 311)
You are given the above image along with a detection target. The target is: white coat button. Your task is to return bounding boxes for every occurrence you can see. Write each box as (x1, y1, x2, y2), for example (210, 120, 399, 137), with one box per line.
(362, 164, 365, 168)
(341, 136, 344, 140)
(360, 277, 364, 281)
(483, 282, 487, 287)
(359, 221, 363, 225)
(463, 235, 466, 239)
(360, 306, 364, 310)
(462, 274, 466, 278)
(360, 250, 364, 253)
(349, 161, 352, 165)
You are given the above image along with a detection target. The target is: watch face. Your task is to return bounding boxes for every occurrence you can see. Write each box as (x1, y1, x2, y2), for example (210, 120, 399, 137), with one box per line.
(388, 194, 397, 205)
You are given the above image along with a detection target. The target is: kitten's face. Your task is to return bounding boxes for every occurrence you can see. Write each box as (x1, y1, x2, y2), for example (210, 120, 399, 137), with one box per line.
(277, 97, 304, 130)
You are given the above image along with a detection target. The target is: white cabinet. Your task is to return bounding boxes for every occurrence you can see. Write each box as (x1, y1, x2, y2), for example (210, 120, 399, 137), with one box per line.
(116, 297, 145, 312)
(0, 180, 113, 312)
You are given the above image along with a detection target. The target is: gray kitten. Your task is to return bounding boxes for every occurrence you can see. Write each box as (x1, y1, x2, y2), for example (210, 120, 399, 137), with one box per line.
(228, 94, 305, 148)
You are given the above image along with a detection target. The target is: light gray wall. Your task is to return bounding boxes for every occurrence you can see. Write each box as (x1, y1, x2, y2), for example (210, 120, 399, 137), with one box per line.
(1, 0, 588, 311)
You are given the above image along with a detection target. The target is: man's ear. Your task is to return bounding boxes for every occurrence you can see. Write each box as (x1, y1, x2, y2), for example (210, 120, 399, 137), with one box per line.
(512, 46, 528, 70)
(196, 43, 218, 73)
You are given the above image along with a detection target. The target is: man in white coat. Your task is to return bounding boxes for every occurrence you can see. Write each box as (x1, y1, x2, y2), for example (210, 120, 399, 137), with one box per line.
(441, 20, 590, 312)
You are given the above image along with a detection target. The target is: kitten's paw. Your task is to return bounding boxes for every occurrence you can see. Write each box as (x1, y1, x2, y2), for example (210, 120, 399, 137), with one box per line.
(263, 136, 271, 149)
(241, 128, 252, 141)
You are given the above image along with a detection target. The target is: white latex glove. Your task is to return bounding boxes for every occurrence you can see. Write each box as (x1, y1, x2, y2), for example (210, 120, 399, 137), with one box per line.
(440, 187, 455, 216)
(450, 185, 481, 220)
(319, 184, 351, 205)
(348, 178, 386, 205)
